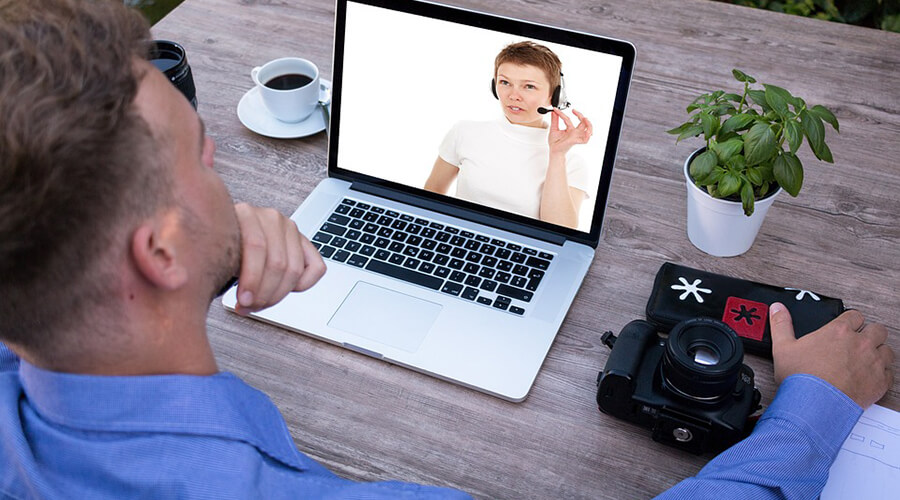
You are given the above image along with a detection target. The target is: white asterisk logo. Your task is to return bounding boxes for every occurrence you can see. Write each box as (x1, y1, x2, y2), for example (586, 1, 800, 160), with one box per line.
(671, 277, 712, 303)
(785, 288, 821, 301)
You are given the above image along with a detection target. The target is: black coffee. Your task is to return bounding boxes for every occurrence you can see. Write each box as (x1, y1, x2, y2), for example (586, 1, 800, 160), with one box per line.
(264, 73, 313, 90)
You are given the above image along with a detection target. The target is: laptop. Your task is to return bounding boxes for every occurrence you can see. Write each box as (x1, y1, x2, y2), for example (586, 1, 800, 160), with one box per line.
(223, 0, 635, 402)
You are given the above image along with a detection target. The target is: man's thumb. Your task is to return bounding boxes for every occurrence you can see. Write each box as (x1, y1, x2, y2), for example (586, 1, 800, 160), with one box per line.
(769, 302, 795, 348)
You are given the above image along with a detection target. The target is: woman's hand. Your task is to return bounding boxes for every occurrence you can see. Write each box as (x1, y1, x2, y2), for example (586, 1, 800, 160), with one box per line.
(548, 108, 592, 156)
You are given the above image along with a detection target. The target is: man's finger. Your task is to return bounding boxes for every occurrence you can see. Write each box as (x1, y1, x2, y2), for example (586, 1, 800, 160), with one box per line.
(769, 302, 796, 349)
(835, 308, 865, 333)
(295, 235, 326, 292)
(235, 206, 266, 312)
(862, 322, 889, 348)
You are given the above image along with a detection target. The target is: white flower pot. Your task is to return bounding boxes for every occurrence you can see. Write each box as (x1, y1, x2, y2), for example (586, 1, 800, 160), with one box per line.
(684, 148, 781, 257)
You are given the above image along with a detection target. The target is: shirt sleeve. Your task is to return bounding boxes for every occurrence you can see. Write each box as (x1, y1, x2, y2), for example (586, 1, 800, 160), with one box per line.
(0, 342, 20, 372)
(564, 153, 591, 200)
(654, 374, 862, 500)
(438, 122, 462, 166)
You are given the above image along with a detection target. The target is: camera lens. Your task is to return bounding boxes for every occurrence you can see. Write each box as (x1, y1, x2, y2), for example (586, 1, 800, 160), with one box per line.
(661, 318, 743, 402)
(150, 40, 197, 109)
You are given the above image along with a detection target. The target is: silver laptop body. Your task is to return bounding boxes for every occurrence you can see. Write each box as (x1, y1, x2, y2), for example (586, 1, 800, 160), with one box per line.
(224, 0, 635, 401)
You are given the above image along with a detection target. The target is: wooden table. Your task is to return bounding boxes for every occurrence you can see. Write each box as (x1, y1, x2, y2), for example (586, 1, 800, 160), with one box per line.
(154, 1, 900, 497)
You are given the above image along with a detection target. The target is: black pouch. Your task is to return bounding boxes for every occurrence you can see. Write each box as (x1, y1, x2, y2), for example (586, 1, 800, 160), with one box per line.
(645, 262, 845, 357)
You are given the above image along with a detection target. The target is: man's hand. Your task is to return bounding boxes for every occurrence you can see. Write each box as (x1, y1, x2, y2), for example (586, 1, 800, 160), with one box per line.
(233, 203, 326, 316)
(770, 302, 894, 408)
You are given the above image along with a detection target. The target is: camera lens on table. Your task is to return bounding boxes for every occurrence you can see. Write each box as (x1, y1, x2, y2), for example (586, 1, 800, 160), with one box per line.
(150, 40, 197, 109)
(661, 317, 743, 402)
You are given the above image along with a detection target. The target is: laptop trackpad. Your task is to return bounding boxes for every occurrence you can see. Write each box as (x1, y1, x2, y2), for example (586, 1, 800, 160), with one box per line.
(328, 281, 441, 353)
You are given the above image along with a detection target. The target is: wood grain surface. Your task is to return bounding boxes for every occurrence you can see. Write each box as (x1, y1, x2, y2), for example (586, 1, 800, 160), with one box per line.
(153, 1, 900, 498)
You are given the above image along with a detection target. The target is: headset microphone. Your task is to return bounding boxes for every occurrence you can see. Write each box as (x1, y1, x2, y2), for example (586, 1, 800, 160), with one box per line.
(537, 106, 553, 115)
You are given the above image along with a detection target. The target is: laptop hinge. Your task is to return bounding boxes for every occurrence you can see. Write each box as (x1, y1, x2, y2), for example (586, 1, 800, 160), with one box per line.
(349, 181, 567, 246)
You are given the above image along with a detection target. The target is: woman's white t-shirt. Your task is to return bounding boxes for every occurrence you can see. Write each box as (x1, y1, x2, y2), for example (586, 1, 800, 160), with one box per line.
(438, 118, 591, 219)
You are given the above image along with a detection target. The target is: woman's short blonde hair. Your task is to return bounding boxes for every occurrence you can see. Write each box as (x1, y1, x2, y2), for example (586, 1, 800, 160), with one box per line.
(494, 41, 562, 91)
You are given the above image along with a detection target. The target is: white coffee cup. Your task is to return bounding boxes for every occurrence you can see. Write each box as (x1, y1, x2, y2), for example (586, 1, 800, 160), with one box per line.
(251, 57, 327, 123)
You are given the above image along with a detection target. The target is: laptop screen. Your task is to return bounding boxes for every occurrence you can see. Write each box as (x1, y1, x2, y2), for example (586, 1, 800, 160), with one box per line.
(331, 0, 634, 243)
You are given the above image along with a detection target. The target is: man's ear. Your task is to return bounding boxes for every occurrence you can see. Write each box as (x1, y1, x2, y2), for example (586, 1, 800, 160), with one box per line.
(131, 211, 189, 290)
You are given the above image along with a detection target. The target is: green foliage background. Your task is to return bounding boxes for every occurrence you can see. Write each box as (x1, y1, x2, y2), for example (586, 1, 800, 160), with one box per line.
(125, 0, 186, 25)
(718, 0, 900, 31)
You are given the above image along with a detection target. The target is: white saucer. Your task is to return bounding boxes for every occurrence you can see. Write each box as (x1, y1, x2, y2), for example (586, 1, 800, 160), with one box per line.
(237, 79, 331, 139)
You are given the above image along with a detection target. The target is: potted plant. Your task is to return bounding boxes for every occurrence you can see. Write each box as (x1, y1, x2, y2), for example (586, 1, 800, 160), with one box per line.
(667, 69, 839, 256)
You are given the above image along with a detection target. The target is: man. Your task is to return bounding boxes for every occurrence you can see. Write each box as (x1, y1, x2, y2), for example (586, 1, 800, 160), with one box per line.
(0, 0, 467, 498)
(0, 1, 892, 499)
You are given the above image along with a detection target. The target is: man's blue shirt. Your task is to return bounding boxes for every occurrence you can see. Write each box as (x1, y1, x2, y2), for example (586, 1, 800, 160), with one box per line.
(0, 342, 862, 499)
(0, 343, 470, 499)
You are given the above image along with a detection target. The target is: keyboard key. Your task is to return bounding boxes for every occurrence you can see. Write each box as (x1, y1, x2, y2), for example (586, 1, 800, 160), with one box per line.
(349, 219, 364, 229)
(526, 256, 551, 270)
(407, 235, 423, 246)
(388, 242, 404, 252)
(320, 245, 336, 258)
(429, 222, 444, 230)
(403, 257, 421, 269)
(511, 276, 528, 288)
(510, 252, 527, 263)
(421, 227, 437, 238)
(345, 230, 362, 241)
(507, 243, 522, 251)
(497, 284, 533, 302)
(341, 198, 356, 206)
(374, 237, 390, 248)
(451, 248, 467, 258)
(512, 264, 528, 275)
(360, 245, 376, 256)
(313, 232, 333, 244)
(495, 248, 512, 259)
(480, 244, 496, 256)
(435, 231, 451, 242)
(420, 262, 436, 274)
(407, 224, 422, 235)
(477, 296, 492, 306)
(539, 252, 554, 260)
(478, 267, 496, 279)
(523, 247, 538, 256)
(363, 223, 379, 234)
(357, 202, 371, 210)
(445, 227, 459, 234)
(448, 259, 464, 270)
(349, 208, 365, 218)
(463, 262, 479, 274)
(510, 306, 525, 315)
(441, 282, 463, 296)
(464, 240, 480, 251)
(333, 250, 350, 262)
(491, 239, 506, 247)
(415, 218, 429, 225)
(377, 227, 393, 238)
(375, 249, 390, 261)
(345, 241, 361, 253)
(433, 254, 450, 265)
(335, 204, 351, 215)
(529, 268, 546, 280)
(450, 236, 465, 247)
(436, 243, 451, 254)
(418, 250, 435, 262)
(391, 232, 407, 242)
(465, 251, 481, 263)
(386, 210, 400, 218)
(526, 277, 542, 292)
(496, 272, 512, 284)
(421, 239, 437, 250)
(434, 266, 450, 278)
(461, 231, 475, 238)
(465, 275, 482, 287)
(377, 215, 392, 226)
(328, 213, 351, 225)
(363, 212, 379, 222)
(391, 219, 407, 231)
(482, 256, 498, 268)
(480, 279, 498, 292)
(360, 234, 376, 244)
(320, 223, 347, 236)
(331, 237, 347, 248)
(347, 254, 368, 268)
(449, 271, 466, 283)
(402, 246, 420, 257)
(492, 299, 509, 311)
(461, 287, 479, 301)
(389, 253, 405, 265)
(400, 214, 414, 222)
(475, 234, 489, 242)
(370, 206, 385, 214)
(366, 259, 443, 290)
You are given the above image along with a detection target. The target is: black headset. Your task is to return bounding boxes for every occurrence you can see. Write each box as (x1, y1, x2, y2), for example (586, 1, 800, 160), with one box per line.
(491, 73, 570, 114)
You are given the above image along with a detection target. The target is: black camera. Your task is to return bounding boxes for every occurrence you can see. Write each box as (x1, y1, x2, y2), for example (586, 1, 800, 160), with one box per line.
(596, 318, 761, 454)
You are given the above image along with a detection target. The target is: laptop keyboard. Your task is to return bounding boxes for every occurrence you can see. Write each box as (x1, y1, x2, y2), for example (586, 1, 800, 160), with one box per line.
(309, 198, 553, 316)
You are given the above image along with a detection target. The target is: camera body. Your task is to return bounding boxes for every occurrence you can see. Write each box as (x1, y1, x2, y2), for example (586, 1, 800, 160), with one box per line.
(596, 318, 761, 454)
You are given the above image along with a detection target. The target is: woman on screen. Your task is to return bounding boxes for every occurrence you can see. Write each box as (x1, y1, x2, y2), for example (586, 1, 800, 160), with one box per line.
(424, 41, 593, 230)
